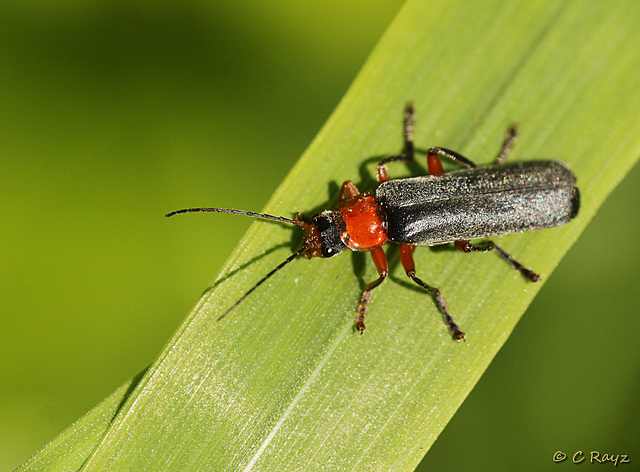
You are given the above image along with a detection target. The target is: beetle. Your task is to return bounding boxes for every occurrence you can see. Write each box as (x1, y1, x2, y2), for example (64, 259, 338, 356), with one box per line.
(167, 104, 580, 340)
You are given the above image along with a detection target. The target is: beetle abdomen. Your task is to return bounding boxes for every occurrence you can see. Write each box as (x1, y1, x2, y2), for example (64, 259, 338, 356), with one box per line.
(376, 160, 579, 245)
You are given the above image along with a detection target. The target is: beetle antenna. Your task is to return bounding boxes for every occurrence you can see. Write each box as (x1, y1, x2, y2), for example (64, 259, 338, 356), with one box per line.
(165, 207, 307, 227)
(217, 246, 307, 321)
(166, 207, 313, 320)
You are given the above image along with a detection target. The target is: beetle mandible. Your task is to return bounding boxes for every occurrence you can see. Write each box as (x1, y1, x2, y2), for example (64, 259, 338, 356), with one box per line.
(167, 104, 580, 340)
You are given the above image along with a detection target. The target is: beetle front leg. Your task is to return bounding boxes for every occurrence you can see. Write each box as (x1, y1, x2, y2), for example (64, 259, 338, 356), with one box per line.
(455, 240, 540, 282)
(400, 244, 465, 341)
(376, 103, 416, 183)
(338, 180, 361, 204)
(355, 246, 388, 334)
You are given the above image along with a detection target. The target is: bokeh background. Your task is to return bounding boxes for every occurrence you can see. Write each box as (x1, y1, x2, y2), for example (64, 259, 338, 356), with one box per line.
(2, 1, 638, 470)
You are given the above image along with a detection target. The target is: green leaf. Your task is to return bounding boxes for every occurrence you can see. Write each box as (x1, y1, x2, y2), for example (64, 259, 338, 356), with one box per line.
(20, 0, 640, 470)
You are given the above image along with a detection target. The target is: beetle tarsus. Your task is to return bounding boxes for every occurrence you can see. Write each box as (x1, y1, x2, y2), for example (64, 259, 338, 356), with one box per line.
(491, 242, 541, 282)
(495, 123, 519, 164)
(408, 274, 465, 341)
(403, 102, 415, 159)
(456, 240, 541, 283)
(450, 325, 466, 342)
(521, 268, 541, 282)
(355, 290, 372, 334)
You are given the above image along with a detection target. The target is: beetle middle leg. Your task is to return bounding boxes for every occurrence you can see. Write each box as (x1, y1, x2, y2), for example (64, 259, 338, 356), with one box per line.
(454, 240, 540, 282)
(355, 246, 388, 334)
(376, 103, 416, 183)
(400, 244, 465, 341)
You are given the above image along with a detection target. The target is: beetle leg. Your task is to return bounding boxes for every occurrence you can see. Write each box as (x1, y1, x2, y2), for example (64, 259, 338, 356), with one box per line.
(494, 124, 519, 164)
(377, 155, 411, 183)
(427, 147, 477, 173)
(376, 103, 416, 183)
(427, 123, 517, 172)
(403, 102, 416, 160)
(400, 244, 465, 341)
(454, 240, 540, 282)
(355, 246, 388, 334)
(339, 180, 361, 204)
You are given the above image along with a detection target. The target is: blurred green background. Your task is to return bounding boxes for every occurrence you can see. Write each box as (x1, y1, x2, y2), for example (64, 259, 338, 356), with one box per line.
(1, 1, 638, 470)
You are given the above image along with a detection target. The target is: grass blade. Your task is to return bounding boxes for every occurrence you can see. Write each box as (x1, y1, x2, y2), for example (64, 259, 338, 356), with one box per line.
(17, 372, 144, 472)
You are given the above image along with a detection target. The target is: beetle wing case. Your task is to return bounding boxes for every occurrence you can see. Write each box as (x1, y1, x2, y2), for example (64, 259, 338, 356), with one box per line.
(376, 160, 579, 246)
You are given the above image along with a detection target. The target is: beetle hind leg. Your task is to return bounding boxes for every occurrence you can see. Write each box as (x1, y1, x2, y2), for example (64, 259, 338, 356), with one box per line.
(494, 124, 518, 164)
(455, 240, 540, 282)
(426, 147, 477, 174)
(400, 244, 465, 341)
